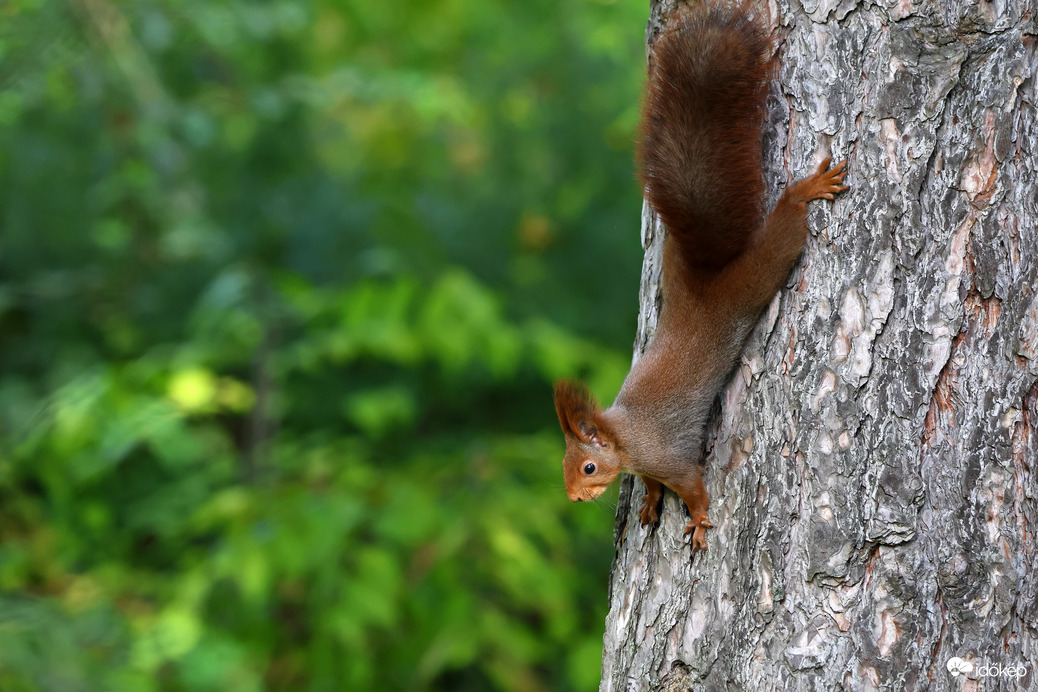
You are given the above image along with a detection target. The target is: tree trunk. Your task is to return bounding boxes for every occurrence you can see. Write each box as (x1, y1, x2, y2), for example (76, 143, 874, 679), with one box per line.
(601, 1, 1038, 690)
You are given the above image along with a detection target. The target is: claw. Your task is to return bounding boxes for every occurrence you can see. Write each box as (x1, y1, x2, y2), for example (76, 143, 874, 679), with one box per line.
(684, 517, 712, 552)
(638, 495, 659, 526)
(796, 158, 851, 202)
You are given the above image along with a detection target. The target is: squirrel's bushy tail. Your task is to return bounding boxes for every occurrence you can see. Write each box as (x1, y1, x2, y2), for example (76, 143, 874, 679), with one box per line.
(637, 3, 772, 270)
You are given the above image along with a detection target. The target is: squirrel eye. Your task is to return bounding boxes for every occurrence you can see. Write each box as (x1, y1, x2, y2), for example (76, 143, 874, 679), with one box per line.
(583, 462, 596, 475)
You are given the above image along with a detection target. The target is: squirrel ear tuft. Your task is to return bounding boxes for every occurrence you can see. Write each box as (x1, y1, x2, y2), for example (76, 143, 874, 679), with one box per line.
(553, 380, 609, 446)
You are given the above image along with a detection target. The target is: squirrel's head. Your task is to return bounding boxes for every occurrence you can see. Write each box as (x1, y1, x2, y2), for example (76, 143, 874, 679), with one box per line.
(553, 380, 622, 502)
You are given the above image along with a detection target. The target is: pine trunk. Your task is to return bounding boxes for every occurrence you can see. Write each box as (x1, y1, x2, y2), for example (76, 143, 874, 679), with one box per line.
(601, 1, 1038, 690)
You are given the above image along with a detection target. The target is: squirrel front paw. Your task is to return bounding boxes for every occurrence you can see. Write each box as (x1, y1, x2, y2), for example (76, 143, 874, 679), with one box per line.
(638, 494, 660, 526)
(683, 515, 713, 552)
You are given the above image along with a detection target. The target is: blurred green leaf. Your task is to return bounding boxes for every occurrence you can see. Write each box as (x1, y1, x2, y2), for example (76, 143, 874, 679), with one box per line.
(0, 0, 646, 689)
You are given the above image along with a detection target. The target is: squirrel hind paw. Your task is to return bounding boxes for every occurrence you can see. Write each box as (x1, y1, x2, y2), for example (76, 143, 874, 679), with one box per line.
(799, 159, 850, 202)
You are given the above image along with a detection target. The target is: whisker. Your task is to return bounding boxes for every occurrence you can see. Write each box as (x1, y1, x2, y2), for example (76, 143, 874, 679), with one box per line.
(592, 494, 618, 515)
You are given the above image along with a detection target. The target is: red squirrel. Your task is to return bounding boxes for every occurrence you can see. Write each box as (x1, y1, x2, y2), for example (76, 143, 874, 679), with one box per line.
(553, 2, 848, 551)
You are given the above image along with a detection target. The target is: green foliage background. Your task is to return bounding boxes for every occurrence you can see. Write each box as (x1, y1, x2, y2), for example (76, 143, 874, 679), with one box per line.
(0, 0, 646, 689)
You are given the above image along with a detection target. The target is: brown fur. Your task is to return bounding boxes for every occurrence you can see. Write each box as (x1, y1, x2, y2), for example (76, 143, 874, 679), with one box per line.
(553, 2, 849, 552)
(637, 2, 773, 270)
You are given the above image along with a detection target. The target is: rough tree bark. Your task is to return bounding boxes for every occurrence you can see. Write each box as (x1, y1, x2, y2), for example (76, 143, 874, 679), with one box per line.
(601, 1, 1038, 690)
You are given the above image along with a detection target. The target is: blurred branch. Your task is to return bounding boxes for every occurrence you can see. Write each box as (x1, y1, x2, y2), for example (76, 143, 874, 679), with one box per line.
(69, 0, 171, 121)
(245, 315, 277, 482)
